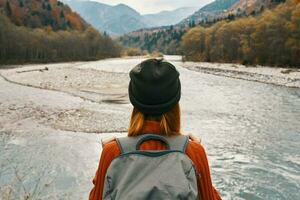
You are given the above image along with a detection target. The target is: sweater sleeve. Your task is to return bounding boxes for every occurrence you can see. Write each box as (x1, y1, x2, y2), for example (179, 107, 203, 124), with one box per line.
(186, 141, 222, 200)
(89, 141, 120, 200)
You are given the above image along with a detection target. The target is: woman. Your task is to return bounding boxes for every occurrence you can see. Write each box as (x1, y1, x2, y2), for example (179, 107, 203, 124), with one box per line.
(89, 58, 221, 200)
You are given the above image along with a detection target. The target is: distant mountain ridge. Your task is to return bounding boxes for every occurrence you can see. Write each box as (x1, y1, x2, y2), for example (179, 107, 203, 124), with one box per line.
(181, 0, 239, 25)
(62, 0, 146, 35)
(201, 0, 239, 12)
(181, 0, 285, 25)
(61, 0, 197, 35)
(143, 7, 197, 28)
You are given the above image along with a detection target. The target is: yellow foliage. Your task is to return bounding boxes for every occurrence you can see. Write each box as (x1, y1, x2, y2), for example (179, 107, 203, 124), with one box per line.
(181, 0, 300, 67)
(0, 13, 121, 64)
(65, 13, 85, 31)
(123, 48, 144, 57)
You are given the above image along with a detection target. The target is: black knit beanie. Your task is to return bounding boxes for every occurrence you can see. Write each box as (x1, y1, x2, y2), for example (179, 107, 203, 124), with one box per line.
(128, 58, 181, 115)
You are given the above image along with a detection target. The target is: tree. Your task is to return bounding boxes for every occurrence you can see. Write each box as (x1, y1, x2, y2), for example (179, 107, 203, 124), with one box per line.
(189, 20, 196, 28)
(180, 0, 300, 68)
(47, 4, 51, 11)
(5, 1, 12, 16)
(0, 13, 121, 64)
(60, 11, 64, 18)
(181, 27, 207, 61)
(19, 0, 24, 7)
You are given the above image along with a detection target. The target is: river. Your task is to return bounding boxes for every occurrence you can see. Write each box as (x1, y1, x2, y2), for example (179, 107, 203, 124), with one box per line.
(0, 56, 299, 200)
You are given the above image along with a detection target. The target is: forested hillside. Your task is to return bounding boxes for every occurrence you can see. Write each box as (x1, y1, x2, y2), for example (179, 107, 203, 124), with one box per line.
(0, 0, 87, 30)
(181, 0, 300, 67)
(120, 0, 299, 67)
(0, 0, 121, 64)
(120, 0, 278, 55)
(228, 0, 286, 16)
(120, 26, 187, 54)
(180, 0, 239, 25)
(181, 0, 285, 26)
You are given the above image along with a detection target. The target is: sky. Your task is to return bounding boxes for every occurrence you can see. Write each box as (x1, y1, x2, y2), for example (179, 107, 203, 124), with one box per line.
(93, 0, 214, 14)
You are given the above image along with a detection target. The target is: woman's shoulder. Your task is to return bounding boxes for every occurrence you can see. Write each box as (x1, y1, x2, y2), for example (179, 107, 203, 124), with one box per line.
(101, 140, 121, 158)
(101, 137, 207, 157)
(185, 140, 207, 158)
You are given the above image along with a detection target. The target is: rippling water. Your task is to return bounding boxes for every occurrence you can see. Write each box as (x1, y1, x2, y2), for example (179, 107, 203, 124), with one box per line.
(174, 56, 300, 200)
(0, 56, 299, 199)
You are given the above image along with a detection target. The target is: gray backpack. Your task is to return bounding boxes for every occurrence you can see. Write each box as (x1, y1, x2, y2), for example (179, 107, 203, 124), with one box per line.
(103, 134, 199, 200)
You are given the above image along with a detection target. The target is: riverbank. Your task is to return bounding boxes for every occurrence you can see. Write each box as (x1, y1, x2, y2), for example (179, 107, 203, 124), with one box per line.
(2, 56, 300, 88)
(182, 61, 300, 88)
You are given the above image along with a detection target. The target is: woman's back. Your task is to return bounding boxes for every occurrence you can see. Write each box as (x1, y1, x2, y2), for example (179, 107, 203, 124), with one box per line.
(89, 120, 221, 200)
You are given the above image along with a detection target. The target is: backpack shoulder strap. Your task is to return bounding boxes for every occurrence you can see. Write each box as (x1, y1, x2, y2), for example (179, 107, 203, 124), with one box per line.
(116, 133, 189, 154)
(116, 136, 140, 154)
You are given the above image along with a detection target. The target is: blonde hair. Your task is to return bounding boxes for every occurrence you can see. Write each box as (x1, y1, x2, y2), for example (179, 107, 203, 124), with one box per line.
(128, 103, 181, 137)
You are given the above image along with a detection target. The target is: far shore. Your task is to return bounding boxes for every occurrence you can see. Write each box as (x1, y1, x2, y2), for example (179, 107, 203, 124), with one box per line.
(0, 56, 145, 69)
(1, 55, 300, 88)
(181, 61, 300, 88)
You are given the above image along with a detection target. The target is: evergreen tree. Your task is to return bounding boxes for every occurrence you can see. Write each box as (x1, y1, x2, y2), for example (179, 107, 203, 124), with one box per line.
(19, 0, 24, 7)
(5, 1, 12, 16)
(47, 4, 52, 11)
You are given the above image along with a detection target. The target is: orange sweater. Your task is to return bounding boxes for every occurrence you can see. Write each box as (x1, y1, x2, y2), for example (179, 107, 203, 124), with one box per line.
(89, 121, 222, 200)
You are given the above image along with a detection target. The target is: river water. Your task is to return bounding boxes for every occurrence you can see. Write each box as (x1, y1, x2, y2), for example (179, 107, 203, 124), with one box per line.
(0, 56, 299, 200)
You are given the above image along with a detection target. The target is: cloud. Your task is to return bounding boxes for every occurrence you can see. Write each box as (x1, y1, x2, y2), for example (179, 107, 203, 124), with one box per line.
(93, 0, 213, 14)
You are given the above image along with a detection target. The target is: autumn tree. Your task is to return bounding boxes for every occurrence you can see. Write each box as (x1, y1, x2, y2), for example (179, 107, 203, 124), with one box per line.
(0, 13, 121, 64)
(181, 0, 300, 68)
(181, 27, 207, 61)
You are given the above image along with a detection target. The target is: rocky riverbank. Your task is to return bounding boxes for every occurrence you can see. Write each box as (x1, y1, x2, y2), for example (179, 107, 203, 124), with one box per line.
(182, 62, 300, 88)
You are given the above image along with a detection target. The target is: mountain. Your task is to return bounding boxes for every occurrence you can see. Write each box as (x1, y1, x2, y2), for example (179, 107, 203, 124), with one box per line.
(180, 0, 300, 67)
(181, 0, 239, 25)
(120, 26, 188, 54)
(181, 0, 285, 25)
(0, 0, 88, 31)
(119, 0, 285, 55)
(61, 0, 148, 35)
(228, 0, 285, 15)
(200, 0, 239, 12)
(0, 0, 121, 64)
(61, 0, 147, 35)
(143, 7, 198, 27)
(120, 0, 241, 53)
(62, 0, 197, 35)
